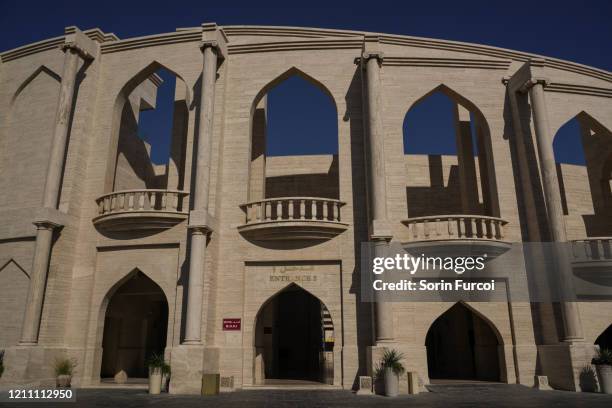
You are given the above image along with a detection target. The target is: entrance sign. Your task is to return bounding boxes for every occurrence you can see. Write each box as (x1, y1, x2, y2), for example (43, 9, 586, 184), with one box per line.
(223, 318, 241, 331)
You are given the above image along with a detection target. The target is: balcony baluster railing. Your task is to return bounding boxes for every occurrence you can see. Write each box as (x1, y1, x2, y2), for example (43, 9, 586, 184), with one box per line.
(93, 189, 189, 231)
(402, 215, 508, 242)
(238, 197, 347, 241)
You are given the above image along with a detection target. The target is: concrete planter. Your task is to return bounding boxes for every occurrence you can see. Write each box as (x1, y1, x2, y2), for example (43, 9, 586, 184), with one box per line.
(148, 368, 162, 395)
(161, 373, 170, 393)
(384, 367, 399, 397)
(596, 364, 612, 394)
(56, 375, 71, 388)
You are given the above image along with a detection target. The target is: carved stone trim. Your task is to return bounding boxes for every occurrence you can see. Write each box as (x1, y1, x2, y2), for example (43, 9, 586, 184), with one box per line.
(33, 220, 62, 230)
(200, 40, 225, 62)
(361, 51, 384, 65)
(60, 42, 94, 60)
(519, 77, 550, 93)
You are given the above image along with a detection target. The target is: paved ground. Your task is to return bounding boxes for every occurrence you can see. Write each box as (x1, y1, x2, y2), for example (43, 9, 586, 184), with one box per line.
(2, 384, 612, 407)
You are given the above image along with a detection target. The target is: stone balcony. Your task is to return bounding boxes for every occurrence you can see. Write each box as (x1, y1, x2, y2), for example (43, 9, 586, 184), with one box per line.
(93, 189, 189, 232)
(238, 197, 348, 241)
(401, 214, 510, 257)
(571, 238, 612, 290)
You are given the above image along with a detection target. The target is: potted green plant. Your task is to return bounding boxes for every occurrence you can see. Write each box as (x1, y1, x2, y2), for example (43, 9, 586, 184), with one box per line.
(147, 353, 165, 395)
(380, 348, 405, 397)
(592, 348, 612, 394)
(53, 357, 76, 388)
(161, 362, 171, 393)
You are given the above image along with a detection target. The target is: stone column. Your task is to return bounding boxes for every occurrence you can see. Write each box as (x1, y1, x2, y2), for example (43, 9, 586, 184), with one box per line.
(183, 41, 221, 344)
(523, 78, 584, 342)
(249, 96, 267, 201)
(454, 103, 479, 213)
(362, 51, 394, 343)
(20, 42, 91, 345)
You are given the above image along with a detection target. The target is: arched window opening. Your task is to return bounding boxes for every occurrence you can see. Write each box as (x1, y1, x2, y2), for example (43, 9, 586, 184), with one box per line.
(253, 284, 334, 385)
(100, 271, 168, 382)
(403, 88, 498, 218)
(112, 68, 188, 192)
(426, 303, 502, 382)
(249, 73, 339, 202)
(553, 114, 612, 235)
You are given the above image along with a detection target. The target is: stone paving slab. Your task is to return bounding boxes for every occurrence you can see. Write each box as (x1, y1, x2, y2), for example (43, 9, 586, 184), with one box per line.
(2, 385, 612, 408)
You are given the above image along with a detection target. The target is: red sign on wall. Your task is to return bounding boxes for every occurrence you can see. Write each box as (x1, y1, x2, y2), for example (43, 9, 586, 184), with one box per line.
(222, 318, 241, 331)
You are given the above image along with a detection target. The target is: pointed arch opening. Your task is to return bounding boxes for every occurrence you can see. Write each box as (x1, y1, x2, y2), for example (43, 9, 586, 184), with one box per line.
(403, 85, 499, 218)
(106, 62, 191, 193)
(425, 302, 503, 382)
(248, 68, 339, 202)
(253, 284, 334, 385)
(100, 270, 168, 382)
(553, 112, 612, 235)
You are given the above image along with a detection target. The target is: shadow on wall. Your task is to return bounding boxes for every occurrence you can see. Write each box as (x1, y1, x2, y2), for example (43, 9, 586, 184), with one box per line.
(553, 113, 612, 237)
(265, 155, 339, 199)
(114, 102, 165, 190)
(406, 155, 462, 217)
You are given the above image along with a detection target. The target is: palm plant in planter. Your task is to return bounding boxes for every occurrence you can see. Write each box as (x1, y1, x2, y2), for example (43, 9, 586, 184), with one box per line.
(592, 348, 612, 394)
(53, 357, 77, 388)
(380, 349, 405, 397)
(147, 353, 166, 395)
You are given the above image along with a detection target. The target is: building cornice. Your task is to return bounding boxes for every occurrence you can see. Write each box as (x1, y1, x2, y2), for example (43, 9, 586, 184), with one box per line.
(1, 37, 64, 62)
(377, 35, 611, 82)
(545, 82, 612, 98)
(0, 28, 115, 62)
(222, 25, 611, 83)
(2, 24, 610, 85)
(228, 38, 362, 55)
(100, 30, 200, 54)
(382, 56, 511, 70)
(215, 25, 361, 39)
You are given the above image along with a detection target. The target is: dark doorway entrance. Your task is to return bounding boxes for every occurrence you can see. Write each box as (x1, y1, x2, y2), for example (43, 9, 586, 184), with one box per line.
(254, 285, 334, 384)
(596, 324, 612, 351)
(101, 271, 168, 379)
(426, 303, 501, 382)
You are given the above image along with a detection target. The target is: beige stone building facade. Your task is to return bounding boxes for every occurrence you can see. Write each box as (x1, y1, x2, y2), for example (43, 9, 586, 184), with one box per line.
(0, 23, 611, 394)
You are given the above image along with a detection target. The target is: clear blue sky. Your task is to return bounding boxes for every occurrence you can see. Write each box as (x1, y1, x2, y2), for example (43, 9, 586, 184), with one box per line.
(2, 0, 609, 164)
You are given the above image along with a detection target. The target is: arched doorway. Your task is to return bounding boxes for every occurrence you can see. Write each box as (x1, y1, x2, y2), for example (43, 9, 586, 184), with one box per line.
(596, 324, 612, 351)
(101, 271, 168, 380)
(254, 285, 334, 384)
(426, 303, 501, 382)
